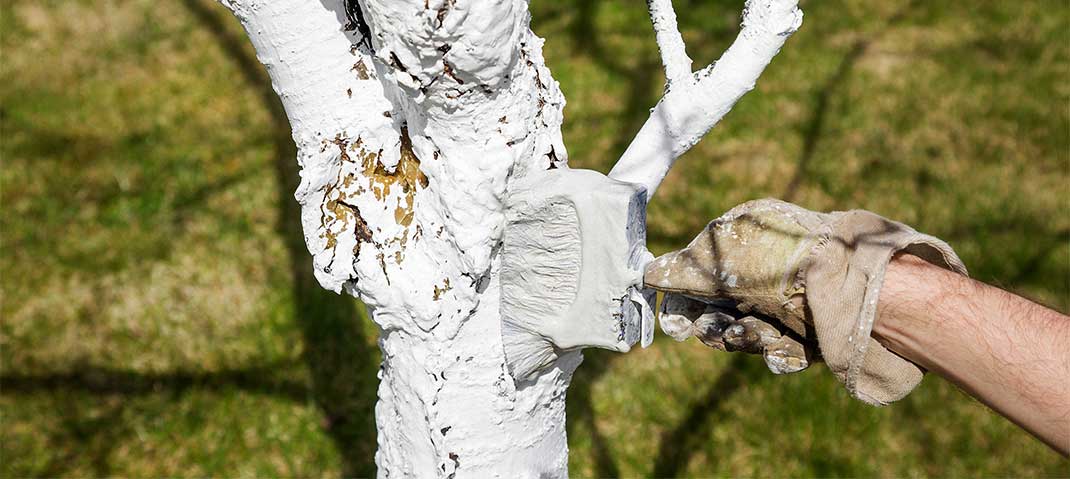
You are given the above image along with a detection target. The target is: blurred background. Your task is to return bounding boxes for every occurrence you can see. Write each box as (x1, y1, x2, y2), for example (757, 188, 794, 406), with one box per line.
(2, 0, 1067, 476)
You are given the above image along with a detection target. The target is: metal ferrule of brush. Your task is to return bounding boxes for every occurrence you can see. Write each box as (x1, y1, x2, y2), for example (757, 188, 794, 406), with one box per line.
(500, 167, 657, 383)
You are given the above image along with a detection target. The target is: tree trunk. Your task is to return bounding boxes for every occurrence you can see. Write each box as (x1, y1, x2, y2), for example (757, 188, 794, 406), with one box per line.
(218, 0, 801, 476)
(221, 0, 577, 475)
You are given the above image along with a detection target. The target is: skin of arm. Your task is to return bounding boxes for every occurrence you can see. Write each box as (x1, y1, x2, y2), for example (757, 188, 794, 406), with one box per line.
(872, 253, 1070, 456)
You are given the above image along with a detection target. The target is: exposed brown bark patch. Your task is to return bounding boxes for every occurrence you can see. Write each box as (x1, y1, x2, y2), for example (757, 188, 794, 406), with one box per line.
(352, 59, 371, 80)
(353, 127, 428, 227)
(317, 127, 430, 275)
(433, 278, 451, 300)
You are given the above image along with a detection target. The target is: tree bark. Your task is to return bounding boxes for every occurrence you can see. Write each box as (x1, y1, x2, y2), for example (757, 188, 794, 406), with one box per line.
(218, 0, 800, 476)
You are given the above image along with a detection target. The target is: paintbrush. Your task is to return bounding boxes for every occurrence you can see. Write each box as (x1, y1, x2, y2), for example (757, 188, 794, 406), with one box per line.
(500, 167, 656, 383)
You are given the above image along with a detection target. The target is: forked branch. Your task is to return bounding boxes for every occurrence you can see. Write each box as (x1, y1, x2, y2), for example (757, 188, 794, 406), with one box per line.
(646, 0, 693, 87)
(609, 0, 803, 196)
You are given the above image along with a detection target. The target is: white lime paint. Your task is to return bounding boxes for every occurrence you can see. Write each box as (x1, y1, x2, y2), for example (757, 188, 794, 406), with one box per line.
(217, 0, 801, 476)
(609, 0, 803, 196)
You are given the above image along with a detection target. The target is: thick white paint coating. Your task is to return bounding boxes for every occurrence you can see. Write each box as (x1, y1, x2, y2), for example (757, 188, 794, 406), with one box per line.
(610, 0, 803, 196)
(646, 0, 693, 86)
(217, 0, 800, 475)
(221, 0, 576, 476)
(501, 168, 655, 381)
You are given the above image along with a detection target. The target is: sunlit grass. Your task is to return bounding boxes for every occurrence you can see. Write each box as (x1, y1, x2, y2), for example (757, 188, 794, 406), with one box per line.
(2, 0, 1067, 476)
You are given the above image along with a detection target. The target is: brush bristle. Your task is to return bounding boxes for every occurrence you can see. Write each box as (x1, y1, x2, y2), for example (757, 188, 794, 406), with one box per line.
(500, 168, 653, 383)
(500, 198, 582, 381)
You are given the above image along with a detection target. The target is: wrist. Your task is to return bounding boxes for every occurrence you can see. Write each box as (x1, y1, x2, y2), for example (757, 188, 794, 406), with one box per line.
(871, 253, 947, 370)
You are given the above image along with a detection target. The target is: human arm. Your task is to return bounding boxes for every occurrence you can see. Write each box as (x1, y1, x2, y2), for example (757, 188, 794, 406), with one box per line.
(645, 198, 1069, 456)
(874, 253, 1070, 455)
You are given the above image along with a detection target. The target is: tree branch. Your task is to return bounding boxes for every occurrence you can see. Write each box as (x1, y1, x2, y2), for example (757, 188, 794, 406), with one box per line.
(646, 0, 693, 87)
(609, 0, 803, 196)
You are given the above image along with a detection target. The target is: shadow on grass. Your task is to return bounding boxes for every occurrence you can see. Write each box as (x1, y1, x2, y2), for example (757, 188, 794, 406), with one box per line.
(566, 349, 621, 478)
(780, 39, 867, 202)
(0, 1, 380, 476)
(783, 0, 920, 202)
(178, 0, 381, 476)
(2, 362, 312, 477)
(0, 362, 309, 401)
(652, 354, 752, 477)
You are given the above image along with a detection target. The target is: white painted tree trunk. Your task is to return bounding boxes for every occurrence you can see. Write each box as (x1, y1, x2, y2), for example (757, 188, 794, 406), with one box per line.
(218, 0, 800, 476)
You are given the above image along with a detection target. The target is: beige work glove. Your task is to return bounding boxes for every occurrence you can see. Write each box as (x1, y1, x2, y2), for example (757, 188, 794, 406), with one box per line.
(645, 198, 967, 406)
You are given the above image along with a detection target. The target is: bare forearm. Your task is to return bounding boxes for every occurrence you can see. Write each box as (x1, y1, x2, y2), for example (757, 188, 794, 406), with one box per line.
(873, 254, 1070, 455)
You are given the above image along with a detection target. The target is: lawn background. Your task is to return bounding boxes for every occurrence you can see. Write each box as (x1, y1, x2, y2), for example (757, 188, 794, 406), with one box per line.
(2, 0, 1067, 476)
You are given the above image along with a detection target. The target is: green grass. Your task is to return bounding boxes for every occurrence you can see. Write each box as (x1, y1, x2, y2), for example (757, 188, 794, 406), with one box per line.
(2, 0, 1067, 476)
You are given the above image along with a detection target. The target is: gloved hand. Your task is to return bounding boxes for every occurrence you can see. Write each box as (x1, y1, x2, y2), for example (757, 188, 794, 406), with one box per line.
(645, 198, 967, 405)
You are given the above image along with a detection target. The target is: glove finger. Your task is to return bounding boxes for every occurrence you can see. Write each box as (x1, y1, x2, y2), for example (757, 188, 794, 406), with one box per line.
(690, 309, 735, 350)
(660, 294, 815, 374)
(643, 234, 721, 297)
(657, 296, 814, 373)
(723, 315, 781, 354)
(658, 293, 708, 342)
(763, 335, 810, 374)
